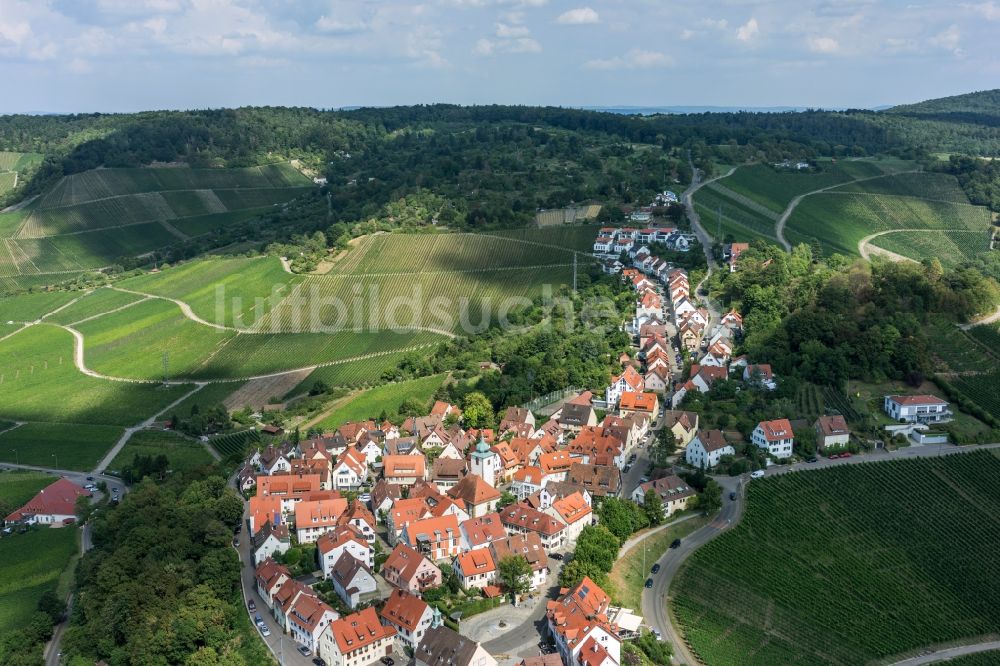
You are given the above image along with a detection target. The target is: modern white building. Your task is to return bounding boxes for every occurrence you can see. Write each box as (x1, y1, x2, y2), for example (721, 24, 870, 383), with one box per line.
(883, 395, 951, 423)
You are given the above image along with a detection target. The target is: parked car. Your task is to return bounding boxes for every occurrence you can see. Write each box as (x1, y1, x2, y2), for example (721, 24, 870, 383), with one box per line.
(623, 464, 631, 473)
(254, 613, 263, 625)
(639, 476, 649, 484)
(297, 646, 311, 657)
(259, 624, 271, 638)
(750, 470, 765, 479)
(233, 538, 240, 547)
(380, 658, 395, 666)
(729, 491, 737, 501)
(550, 552, 564, 560)
(670, 538, 681, 549)
(651, 563, 660, 574)
(85, 476, 94, 481)
(312, 659, 326, 666)
(806, 456, 818, 463)
(359, 493, 372, 503)
(247, 599, 256, 611)
(840, 452, 852, 458)
(644, 578, 654, 588)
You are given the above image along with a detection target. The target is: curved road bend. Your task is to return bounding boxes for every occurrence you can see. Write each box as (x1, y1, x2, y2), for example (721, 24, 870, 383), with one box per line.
(886, 641, 1000, 666)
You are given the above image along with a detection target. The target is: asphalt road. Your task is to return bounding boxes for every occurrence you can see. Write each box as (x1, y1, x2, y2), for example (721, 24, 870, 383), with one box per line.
(887, 640, 1000, 665)
(480, 570, 561, 658)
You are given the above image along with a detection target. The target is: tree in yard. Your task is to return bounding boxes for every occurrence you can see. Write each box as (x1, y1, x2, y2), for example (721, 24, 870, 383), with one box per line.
(558, 558, 609, 589)
(440, 564, 462, 594)
(596, 498, 634, 544)
(496, 491, 517, 510)
(574, 525, 621, 573)
(698, 479, 722, 515)
(462, 392, 495, 429)
(651, 427, 678, 468)
(74, 495, 93, 525)
(398, 397, 427, 418)
(497, 555, 532, 598)
(643, 489, 665, 526)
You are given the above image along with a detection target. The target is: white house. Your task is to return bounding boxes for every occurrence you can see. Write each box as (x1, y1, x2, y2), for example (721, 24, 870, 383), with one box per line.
(752, 419, 794, 458)
(318, 526, 374, 579)
(287, 596, 338, 657)
(684, 430, 734, 469)
(883, 395, 951, 423)
(330, 552, 378, 608)
(379, 589, 434, 653)
(331, 449, 368, 490)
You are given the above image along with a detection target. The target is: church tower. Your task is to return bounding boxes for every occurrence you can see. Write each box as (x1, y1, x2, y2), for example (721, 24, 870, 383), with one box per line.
(469, 436, 500, 487)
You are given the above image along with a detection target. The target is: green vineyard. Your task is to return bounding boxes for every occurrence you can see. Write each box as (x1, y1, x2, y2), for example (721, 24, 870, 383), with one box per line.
(672, 452, 1000, 665)
(869, 229, 990, 268)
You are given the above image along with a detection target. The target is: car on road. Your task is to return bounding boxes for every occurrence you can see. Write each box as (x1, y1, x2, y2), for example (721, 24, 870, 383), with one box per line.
(651, 563, 660, 574)
(550, 552, 564, 560)
(254, 613, 263, 625)
(359, 493, 372, 503)
(381, 658, 395, 666)
(840, 452, 852, 458)
(670, 538, 681, 549)
(623, 464, 631, 473)
(639, 476, 649, 484)
(247, 599, 256, 611)
(644, 578, 654, 588)
(729, 491, 737, 501)
(312, 659, 326, 666)
(652, 629, 662, 641)
(297, 646, 311, 657)
(806, 456, 818, 463)
(233, 538, 240, 547)
(750, 470, 765, 479)
(86, 476, 94, 481)
(258, 623, 271, 637)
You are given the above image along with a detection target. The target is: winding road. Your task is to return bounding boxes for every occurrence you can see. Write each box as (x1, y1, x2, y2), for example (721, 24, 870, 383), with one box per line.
(774, 170, 921, 251)
(857, 229, 924, 263)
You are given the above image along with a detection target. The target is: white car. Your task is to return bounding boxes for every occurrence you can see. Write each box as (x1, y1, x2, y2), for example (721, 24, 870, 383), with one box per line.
(750, 470, 765, 479)
(258, 622, 271, 637)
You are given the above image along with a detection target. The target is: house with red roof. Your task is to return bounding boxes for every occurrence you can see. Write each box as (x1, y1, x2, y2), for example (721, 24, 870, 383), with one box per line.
(630, 475, 696, 516)
(254, 558, 290, 609)
(288, 595, 338, 656)
(317, 607, 396, 666)
(294, 498, 349, 544)
(545, 491, 592, 543)
(251, 518, 291, 565)
(883, 394, 951, 423)
(401, 514, 462, 561)
(332, 448, 368, 490)
(743, 364, 777, 390)
(604, 366, 644, 407)
(318, 525, 373, 579)
(546, 576, 621, 666)
(4, 478, 89, 526)
(379, 589, 434, 652)
(257, 473, 323, 513)
(618, 391, 658, 419)
(814, 415, 850, 450)
(459, 512, 506, 551)
(499, 502, 566, 551)
(338, 500, 378, 544)
(452, 548, 497, 591)
(382, 542, 442, 595)
(382, 454, 427, 486)
(446, 473, 501, 518)
(490, 532, 549, 591)
(752, 419, 795, 458)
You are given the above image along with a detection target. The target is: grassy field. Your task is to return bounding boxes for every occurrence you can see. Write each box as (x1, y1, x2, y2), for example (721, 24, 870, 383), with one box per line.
(169, 383, 240, 418)
(784, 192, 992, 259)
(0, 151, 42, 197)
(692, 185, 779, 245)
(671, 452, 1000, 666)
(0, 325, 191, 426)
(290, 349, 437, 395)
(608, 515, 708, 611)
(0, 422, 123, 470)
(720, 162, 882, 214)
(0, 527, 78, 635)
(107, 429, 214, 475)
(317, 374, 447, 429)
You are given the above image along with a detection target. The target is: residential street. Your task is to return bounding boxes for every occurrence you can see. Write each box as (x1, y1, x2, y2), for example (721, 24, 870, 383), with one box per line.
(641, 442, 1000, 664)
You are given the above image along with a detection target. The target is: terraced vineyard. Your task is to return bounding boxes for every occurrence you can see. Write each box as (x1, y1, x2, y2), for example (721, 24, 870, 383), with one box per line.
(785, 192, 992, 259)
(719, 161, 892, 214)
(487, 224, 603, 252)
(950, 371, 1000, 421)
(869, 230, 991, 268)
(692, 185, 779, 244)
(671, 452, 1000, 666)
(209, 429, 260, 460)
(0, 151, 42, 197)
(0, 163, 311, 280)
(832, 171, 971, 203)
(925, 318, 1000, 372)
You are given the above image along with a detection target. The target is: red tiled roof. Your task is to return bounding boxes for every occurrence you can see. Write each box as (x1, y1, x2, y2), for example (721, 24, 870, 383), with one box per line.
(757, 419, 794, 442)
(887, 394, 948, 406)
(454, 548, 497, 577)
(4, 478, 89, 523)
(327, 607, 396, 654)
(379, 589, 429, 632)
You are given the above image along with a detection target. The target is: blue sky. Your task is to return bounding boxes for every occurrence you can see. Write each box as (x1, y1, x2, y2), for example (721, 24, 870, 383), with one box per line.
(0, 0, 997, 113)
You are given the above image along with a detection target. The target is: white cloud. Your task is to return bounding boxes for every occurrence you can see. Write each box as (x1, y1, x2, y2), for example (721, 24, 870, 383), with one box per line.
(698, 18, 728, 30)
(680, 29, 695, 40)
(68, 57, 93, 74)
(964, 1, 1000, 20)
(929, 24, 961, 52)
(736, 17, 759, 42)
(496, 22, 530, 37)
(316, 16, 370, 34)
(807, 36, 839, 53)
(586, 48, 673, 70)
(557, 7, 599, 25)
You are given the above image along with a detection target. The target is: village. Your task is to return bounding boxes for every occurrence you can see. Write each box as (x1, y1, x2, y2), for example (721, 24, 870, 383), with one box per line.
(0, 192, 962, 666)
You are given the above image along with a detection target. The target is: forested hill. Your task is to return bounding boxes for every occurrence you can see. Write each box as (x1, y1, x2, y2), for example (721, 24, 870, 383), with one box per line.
(886, 88, 1000, 121)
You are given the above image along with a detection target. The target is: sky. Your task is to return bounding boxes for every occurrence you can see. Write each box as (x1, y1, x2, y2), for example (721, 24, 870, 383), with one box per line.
(0, 0, 998, 113)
